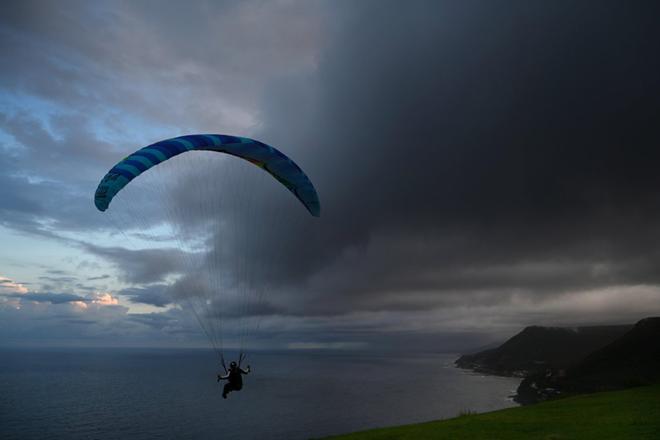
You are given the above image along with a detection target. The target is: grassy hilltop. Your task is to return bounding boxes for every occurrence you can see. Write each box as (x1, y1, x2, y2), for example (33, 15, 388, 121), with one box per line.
(321, 384, 660, 440)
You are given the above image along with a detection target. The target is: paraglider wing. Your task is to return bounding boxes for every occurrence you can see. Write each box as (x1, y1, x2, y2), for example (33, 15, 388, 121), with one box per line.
(94, 134, 320, 216)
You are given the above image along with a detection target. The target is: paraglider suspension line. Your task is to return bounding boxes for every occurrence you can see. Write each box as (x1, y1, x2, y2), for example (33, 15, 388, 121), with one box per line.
(221, 353, 228, 374)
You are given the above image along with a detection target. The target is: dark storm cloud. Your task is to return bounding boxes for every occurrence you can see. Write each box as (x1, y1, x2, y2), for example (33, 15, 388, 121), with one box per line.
(82, 243, 192, 284)
(205, 297, 286, 319)
(128, 312, 179, 331)
(204, 0, 660, 321)
(119, 284, 173, 308)
(66, 0, 660, 328)
(3, 0, 660, 349)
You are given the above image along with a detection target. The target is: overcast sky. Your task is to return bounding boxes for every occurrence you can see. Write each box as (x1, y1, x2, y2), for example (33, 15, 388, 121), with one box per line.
(1, 0, 660, 352)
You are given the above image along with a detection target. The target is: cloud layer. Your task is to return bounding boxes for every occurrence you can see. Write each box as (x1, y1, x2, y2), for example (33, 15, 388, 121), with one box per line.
(2, 1, 660, 350)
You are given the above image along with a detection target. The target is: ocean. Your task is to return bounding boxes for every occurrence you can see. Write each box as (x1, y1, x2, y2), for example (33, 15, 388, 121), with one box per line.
(0, 348, 520, 439)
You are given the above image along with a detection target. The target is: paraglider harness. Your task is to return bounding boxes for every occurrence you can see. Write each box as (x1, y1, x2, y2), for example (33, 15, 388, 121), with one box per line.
(220, 352, 247, 375)
(219, 352, 248, 398)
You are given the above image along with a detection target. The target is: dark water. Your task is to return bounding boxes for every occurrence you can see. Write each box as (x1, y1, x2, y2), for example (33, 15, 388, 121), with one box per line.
(0, 348, 520, 439)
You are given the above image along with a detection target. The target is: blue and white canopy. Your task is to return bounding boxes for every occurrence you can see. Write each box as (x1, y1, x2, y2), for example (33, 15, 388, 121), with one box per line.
(94, 134, 320, 217)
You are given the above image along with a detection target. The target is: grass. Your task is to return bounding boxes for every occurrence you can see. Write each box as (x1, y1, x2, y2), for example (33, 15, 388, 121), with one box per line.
(320, 384, 660, 439)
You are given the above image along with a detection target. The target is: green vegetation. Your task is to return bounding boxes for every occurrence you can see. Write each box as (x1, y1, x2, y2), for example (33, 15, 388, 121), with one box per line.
(321, 384, 660, 440)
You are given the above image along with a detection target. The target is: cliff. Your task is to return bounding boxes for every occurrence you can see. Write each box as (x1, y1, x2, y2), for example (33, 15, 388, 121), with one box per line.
(455, 324, 631, 377)
(516, 317, 660, 403)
